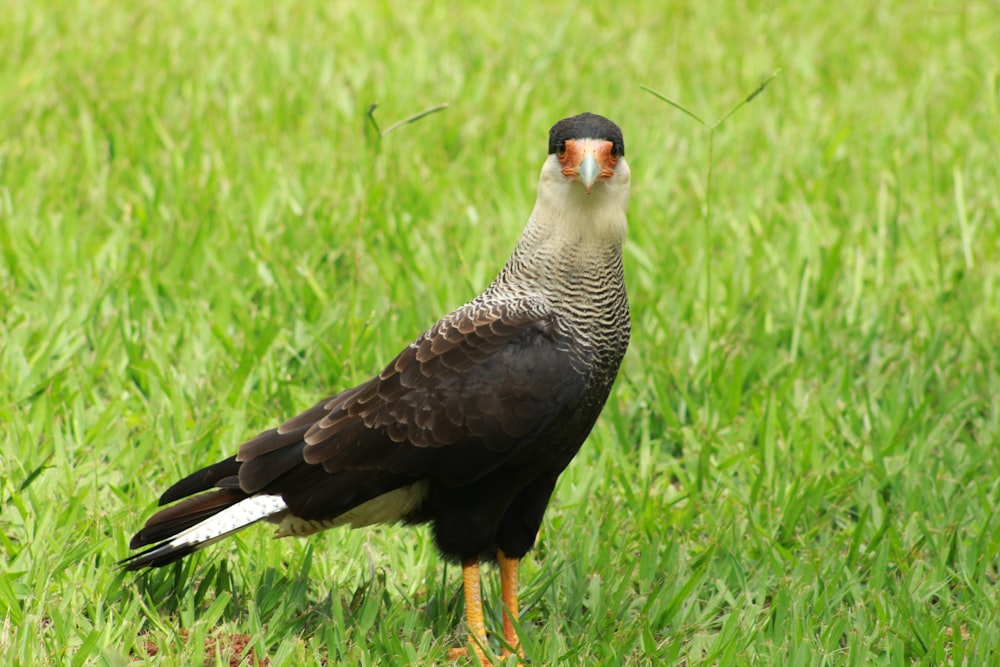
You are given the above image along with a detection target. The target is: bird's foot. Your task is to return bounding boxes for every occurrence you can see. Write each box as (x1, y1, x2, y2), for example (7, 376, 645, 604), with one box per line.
(447, 644, 489, 665)
(448, 644, 523, 665)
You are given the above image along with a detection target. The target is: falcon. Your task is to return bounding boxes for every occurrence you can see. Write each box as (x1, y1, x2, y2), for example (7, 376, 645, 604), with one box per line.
(123, 112, 631, 664)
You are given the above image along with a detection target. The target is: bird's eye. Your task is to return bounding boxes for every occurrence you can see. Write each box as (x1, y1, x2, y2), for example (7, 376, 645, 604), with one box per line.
(556, 141, 566, 156)
(610, 143, 622, 158)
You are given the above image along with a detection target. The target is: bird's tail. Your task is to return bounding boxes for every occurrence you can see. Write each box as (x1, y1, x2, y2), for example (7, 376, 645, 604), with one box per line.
(120, 456, 288, 570)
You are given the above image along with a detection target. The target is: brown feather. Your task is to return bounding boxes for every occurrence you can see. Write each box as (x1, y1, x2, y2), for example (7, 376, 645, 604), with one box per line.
(157, 456, 240, 505)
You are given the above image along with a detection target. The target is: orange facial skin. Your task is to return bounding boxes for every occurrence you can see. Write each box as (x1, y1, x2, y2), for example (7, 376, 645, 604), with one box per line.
(558, 138, 618, 192)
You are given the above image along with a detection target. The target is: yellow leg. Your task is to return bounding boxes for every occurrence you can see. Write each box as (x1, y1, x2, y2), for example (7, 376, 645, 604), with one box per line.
(447, 558, 490, 665)
(498, 549, 524, 658)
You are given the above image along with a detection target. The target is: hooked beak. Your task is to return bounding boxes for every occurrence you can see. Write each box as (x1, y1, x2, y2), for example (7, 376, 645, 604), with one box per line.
(578, 153, 600, 193)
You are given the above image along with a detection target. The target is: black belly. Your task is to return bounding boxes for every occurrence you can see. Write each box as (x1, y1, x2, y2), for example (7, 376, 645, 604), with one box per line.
(410, 397, 607, 563)
(417, 465, 563, 563)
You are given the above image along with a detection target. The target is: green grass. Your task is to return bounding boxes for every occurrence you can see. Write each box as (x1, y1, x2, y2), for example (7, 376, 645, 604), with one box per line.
(2, 1, 998, 664)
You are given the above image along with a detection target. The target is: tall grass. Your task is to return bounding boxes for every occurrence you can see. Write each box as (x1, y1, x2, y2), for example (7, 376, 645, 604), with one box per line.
(1, 1, 997, 664)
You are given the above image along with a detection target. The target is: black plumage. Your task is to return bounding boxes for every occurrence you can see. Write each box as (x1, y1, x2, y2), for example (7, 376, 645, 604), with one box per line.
(123, 112, 632, 661)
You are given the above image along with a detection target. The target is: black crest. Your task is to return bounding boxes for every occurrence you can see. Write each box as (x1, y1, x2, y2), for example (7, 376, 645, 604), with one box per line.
(548, 113, 625, 157)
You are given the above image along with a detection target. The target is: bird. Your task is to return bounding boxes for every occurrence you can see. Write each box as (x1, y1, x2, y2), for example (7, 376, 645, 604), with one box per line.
(122, 112, 631, 664)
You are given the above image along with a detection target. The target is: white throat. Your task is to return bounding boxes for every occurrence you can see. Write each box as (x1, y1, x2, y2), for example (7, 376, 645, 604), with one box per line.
(520, 154, 630, 260)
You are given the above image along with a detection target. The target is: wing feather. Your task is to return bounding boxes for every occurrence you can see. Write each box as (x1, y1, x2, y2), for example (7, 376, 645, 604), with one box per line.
(155, 301, 587, 528)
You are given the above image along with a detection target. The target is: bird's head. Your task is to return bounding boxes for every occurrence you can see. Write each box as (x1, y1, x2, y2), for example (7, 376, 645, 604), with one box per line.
(498, 113, 630, 284)
(545, 113, 628, 198)
(530, 113, 630, 246)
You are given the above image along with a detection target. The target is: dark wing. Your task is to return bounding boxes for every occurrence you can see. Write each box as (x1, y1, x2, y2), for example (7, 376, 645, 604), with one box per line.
(178, 301, 588, 525)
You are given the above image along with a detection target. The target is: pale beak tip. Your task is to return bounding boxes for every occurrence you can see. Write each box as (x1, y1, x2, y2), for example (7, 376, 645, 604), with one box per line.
(579, 152, 600, 193)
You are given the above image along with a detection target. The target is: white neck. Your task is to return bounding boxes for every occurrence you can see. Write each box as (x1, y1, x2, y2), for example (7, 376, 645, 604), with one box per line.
(512, 154, 630, 274)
